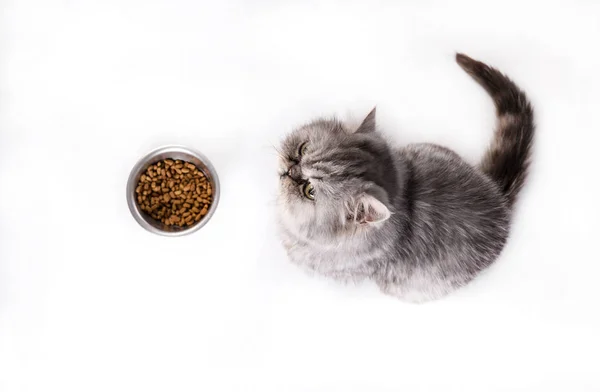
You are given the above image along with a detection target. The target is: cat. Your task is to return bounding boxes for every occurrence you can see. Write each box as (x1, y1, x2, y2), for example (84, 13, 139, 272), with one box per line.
(276, 53, 534, 302)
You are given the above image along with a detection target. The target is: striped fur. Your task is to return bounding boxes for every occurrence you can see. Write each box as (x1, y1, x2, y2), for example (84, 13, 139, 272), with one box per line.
(456, 53, 535, 207)
(277, 54, 534, 302)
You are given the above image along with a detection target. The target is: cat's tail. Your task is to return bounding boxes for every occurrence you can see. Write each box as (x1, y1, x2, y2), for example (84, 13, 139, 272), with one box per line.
(456, 53, 534, 208)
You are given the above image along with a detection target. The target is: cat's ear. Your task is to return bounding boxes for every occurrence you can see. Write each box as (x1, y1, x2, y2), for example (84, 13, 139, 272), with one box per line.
(355, 107, 377, 134)
(349, 193, 391, 225)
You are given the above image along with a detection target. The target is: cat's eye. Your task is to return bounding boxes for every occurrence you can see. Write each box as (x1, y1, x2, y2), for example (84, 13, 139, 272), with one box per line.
(298, 142, 308, 156)
(303, 182, 315, 200)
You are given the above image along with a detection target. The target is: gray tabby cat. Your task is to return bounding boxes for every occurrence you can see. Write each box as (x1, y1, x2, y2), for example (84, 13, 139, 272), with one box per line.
(276, 54, 534, 302)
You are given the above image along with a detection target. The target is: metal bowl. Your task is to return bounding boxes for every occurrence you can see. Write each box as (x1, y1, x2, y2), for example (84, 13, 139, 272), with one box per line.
(126, 145, 220, 236)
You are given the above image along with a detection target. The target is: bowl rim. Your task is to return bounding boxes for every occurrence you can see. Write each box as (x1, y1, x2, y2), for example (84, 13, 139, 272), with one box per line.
(126, 145, 220, 237)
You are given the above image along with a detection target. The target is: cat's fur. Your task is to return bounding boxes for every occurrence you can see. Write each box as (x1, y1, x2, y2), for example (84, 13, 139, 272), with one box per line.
(276, 54, 534, 302)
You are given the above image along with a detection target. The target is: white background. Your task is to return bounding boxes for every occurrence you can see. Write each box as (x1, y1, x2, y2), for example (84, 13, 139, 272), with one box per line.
(1, 0, 599, 391)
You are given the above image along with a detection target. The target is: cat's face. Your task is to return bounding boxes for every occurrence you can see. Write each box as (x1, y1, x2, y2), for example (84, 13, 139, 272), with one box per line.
(277, 110, 395, 243)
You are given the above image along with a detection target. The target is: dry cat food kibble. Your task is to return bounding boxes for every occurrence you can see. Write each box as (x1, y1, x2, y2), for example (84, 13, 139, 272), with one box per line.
(135, 159, 213, 227)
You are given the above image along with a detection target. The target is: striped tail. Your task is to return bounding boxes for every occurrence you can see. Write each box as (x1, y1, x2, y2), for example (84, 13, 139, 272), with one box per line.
(456, 53, 535, 208)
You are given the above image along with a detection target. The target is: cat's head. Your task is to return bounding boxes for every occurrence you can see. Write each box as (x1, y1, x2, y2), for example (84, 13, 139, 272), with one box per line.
(277, 109, 399, 243)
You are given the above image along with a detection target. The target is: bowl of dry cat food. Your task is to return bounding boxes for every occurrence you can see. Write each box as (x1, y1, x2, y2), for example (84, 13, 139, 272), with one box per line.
(126, 145, 220, 236)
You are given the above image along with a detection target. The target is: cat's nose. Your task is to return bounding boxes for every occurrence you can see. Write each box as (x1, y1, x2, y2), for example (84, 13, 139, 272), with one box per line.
(287, 164, 302, 180)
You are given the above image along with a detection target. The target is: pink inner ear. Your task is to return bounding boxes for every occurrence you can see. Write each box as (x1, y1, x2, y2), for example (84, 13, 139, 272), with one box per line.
(354, 194, 390, 224)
